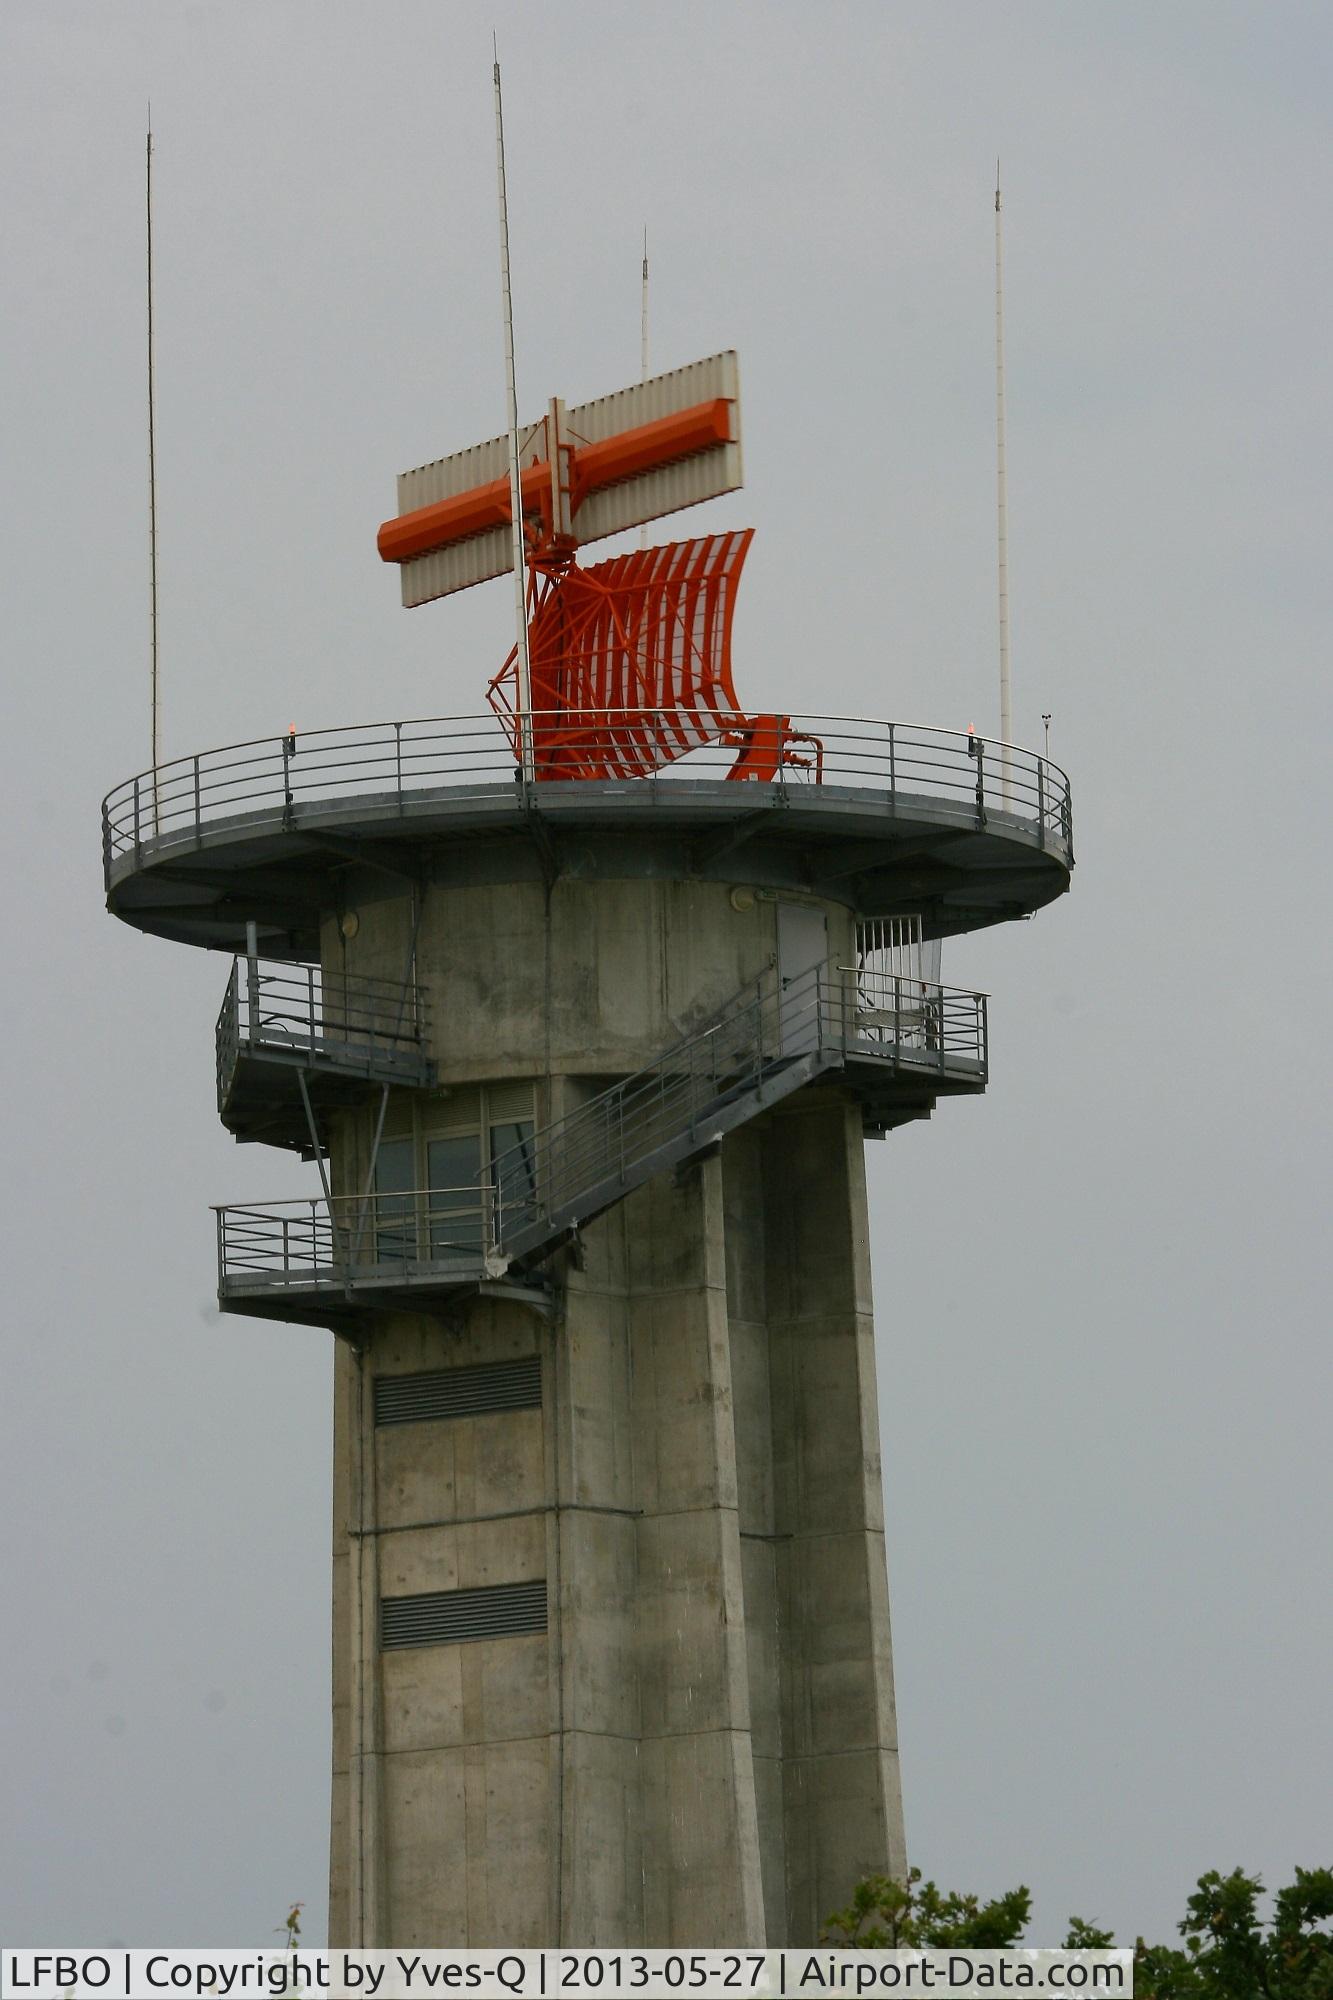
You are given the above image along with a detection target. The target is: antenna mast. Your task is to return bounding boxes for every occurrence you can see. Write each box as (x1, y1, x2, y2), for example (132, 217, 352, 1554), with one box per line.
(639, 227, 650, 547)
(994, 161, 1012, 804)
(492, 45, 534, 783)
(147, 114, 161, 823)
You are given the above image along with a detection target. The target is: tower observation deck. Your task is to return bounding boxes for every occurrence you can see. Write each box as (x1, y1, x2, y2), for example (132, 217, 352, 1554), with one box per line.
(102, 347, 1074, 1949)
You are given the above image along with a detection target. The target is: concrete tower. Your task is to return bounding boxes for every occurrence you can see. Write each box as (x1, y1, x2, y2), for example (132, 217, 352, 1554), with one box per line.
(102, 355, 1073, 1949)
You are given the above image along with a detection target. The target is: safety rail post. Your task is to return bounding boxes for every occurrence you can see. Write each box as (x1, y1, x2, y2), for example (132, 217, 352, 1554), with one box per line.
(133, 776, 142, 865)
(394, 722, 404, 813)
(1036, 757, 1047, 850)
(246, 945, 260, 1044)
(281, 730, 295, 829)
(193, 754, 202, 841)
(307, 965, 317, 1053)
(888, 722, 896, 810)
(980, 994, 989, 1077)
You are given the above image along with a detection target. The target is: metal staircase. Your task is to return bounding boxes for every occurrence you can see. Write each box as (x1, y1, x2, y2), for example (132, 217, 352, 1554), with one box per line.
(491, 956, 985, 1263)
(215, 957, 986, 1327)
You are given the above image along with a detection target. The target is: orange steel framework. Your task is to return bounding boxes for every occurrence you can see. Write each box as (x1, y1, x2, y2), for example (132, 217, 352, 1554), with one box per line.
(486, 532, 822, 783)
(378, 394, 823, 784)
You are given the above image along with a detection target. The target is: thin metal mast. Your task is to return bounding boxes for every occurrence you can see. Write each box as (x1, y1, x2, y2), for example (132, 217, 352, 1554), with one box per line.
(639, 227, 649, 546)
(492, 45, 534, 782)
(147, 115, 161, 825)
(994, 161, 1012, 805)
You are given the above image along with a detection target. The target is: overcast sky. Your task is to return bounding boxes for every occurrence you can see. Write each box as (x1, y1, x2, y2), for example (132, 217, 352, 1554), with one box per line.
(2, 0, 1329, 1954)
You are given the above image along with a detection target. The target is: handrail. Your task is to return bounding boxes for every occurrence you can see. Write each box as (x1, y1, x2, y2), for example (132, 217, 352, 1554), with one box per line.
(486, 954, 984, 1248)
(216, 955, 988, 1300)
(214, 955, 428, 1108)
(215, 1185, 503, 1288)
(104, 709, 1073, 875)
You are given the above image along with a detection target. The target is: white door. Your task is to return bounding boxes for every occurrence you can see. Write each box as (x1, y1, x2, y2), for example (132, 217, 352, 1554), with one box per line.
(776, 902, 828, 1054)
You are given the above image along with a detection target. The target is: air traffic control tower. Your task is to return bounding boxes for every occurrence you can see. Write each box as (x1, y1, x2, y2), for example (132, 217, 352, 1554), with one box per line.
(102, 351, 1073, 1949)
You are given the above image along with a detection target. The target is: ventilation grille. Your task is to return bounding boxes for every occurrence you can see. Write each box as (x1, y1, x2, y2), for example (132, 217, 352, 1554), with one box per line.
(488, 1078, 536, 1122)
(374, 1357, 541, 1427)
(380, 1579, 548, 1651)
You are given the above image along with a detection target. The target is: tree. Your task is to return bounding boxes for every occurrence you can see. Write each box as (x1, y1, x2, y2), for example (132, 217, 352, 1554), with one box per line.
(822, 1868, 1031, 1949)
(824, 1864, 1333, 2000)
(1135, 1867, 1333, 2000)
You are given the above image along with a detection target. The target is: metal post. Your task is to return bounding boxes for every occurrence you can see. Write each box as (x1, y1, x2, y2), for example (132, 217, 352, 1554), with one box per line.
(1036, 757, 1046, 849)
(995, 165, 1013, 808)
(394, 721, 403, 812)
(147, 121, 161, 834)
(245, 921, 259, 1043)
(193, 754, 202, 841)
(492, 48, 534, 786)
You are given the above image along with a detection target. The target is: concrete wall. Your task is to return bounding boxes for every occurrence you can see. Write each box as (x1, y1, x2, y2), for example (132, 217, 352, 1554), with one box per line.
(324, 869, 903, 1946)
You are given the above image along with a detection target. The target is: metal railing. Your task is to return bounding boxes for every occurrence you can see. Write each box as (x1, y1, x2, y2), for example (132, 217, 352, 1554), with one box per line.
(216, 956, 986, 1301)
(215, 956, 429, 1108)
(216, 1185, 501, 1293)
(104, 709, 1073, 876)
(492, 957, 986, 1255)
(843, 963, 985, 1059)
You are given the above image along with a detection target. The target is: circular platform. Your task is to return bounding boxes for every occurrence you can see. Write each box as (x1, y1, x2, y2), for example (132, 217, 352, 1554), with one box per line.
(102, 710, 1073, 955)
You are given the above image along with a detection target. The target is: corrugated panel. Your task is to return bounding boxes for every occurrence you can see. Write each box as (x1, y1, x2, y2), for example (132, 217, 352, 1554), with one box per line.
(487, 1078, 535, 1123)
(374, 1356, 541, 1427)
(568, 352, 742, 548)
(380, 1579, 547, 1650)
(433, 1083, 482, 1131)
(394, 353, 741, 607)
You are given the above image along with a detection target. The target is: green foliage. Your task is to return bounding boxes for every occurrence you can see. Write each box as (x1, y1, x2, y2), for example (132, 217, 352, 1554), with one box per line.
(822, 1867, 1031, 1949)
(1135, 1867, 1333, 2000)
(275, 1905, 303, 1951)
(825, 1864, 1333, 2000)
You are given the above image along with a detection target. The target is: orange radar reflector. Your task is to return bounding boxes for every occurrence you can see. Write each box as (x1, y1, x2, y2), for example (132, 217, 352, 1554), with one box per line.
(378, 400, 732, 570)
(382, 352, 743, 608)
(487, 532, 822, 784)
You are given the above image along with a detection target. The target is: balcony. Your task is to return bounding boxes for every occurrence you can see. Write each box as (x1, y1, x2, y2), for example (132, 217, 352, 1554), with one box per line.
(215, 959, 987, 1328)
(216, 957, 434, 1150)
(102, 710, 1074, 956)
(215, 1187, 519, 1329)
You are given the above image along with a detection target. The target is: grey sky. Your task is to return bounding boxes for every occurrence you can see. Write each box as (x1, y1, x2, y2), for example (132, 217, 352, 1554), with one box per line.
(2, 0, 1329, 1953)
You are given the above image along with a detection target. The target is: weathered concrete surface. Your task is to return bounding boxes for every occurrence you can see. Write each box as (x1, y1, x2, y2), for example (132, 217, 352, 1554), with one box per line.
(326, 874, 904, 1946)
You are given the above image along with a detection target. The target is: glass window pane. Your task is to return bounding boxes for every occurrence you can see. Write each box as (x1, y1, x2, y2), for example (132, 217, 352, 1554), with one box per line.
(373, 1138, 415, 1262)
(490, 1119, 537, 1231)
(427, 1134, 482, 1188)
(374, 1137, 414, 1193)
(427, 1134, 483, 1261)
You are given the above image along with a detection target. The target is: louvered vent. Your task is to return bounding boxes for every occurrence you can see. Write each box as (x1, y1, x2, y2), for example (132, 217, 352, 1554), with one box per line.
(374, 1357, 541, 1428)
(488, 1078, 536, 1122)
(380, 1579, 548, 1651)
